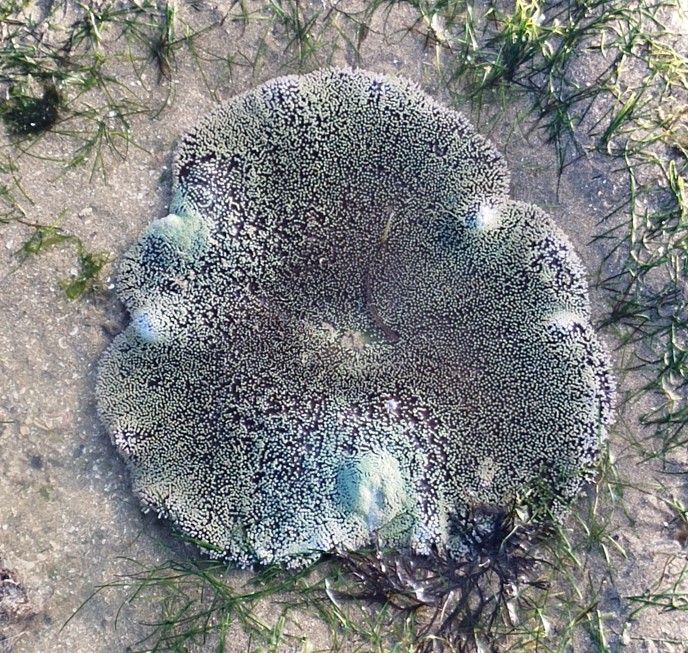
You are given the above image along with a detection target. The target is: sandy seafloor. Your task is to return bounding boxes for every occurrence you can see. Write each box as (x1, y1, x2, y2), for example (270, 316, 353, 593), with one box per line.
(0, 1, 687, 652)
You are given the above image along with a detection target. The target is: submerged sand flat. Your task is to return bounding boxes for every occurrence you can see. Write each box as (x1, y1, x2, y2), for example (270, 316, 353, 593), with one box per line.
(0, 1, 686, 651)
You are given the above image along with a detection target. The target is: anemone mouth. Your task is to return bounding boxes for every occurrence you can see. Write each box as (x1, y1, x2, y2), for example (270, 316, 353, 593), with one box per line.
(96, 68, 614, 568)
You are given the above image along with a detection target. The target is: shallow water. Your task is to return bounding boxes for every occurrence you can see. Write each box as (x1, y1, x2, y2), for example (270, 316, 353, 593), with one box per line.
(1, 1, 687, 651)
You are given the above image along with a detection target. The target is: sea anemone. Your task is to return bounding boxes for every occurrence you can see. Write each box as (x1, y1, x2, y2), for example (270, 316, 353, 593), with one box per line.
(96, 69, 613, 575)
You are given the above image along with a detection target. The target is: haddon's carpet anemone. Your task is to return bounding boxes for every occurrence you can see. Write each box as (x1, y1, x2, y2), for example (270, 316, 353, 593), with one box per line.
(97, 68, 614, 570)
